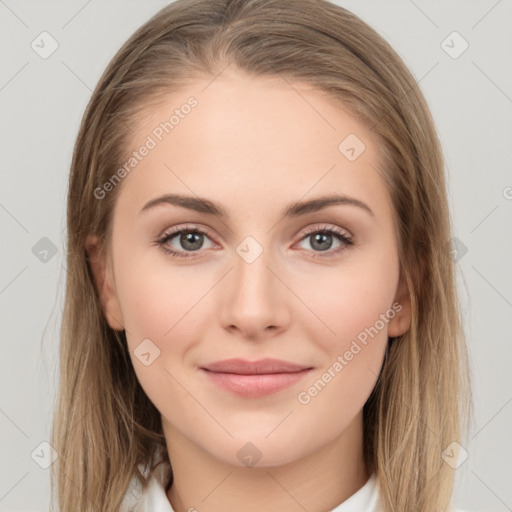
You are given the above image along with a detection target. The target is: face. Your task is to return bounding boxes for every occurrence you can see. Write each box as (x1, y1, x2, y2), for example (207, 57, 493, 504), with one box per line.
(87, 70, 411, 468)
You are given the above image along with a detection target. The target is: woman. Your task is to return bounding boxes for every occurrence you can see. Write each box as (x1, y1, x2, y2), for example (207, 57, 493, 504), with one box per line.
(51, 0, 472, 510)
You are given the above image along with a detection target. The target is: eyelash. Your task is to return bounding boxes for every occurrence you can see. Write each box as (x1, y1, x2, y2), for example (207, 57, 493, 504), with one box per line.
(155, 223, 354, 260)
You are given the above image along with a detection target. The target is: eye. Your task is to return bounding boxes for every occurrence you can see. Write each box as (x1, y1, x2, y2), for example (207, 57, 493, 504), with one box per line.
(155, 223, 354, 260)
(296, 224, 353, 258)
(155, 224, 216, 259)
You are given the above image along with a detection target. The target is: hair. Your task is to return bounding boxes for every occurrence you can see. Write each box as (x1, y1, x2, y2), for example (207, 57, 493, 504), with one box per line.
(50, 0, 473, 510)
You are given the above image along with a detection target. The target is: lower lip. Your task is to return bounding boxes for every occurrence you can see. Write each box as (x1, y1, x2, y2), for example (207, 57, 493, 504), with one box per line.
(201, 368, 312, 398)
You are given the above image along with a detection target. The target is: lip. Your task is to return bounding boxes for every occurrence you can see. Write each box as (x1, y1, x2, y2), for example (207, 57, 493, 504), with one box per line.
(202, 357, 311, 374)
(200, 358, 313, 398)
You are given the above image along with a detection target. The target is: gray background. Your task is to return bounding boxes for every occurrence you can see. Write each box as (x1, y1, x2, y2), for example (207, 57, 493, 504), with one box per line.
(1, 0, 511, 510)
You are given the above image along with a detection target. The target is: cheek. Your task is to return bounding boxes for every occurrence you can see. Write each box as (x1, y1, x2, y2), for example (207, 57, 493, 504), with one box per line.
(115, 256, 222, 399)
(116, 247, 208, 340)
(116, 261, 208, 411)
(292, 260, 396, 435)
(292, 255, 399, 352)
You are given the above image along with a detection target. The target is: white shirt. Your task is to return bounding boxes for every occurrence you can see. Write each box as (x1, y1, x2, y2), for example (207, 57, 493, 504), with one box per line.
(120, 460, 467, 512)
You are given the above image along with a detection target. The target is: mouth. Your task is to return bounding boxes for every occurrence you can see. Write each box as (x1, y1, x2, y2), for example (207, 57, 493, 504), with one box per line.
(200, 358, 313, 398)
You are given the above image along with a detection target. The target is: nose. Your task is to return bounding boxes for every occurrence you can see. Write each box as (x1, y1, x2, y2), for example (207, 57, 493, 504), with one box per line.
(218, 246, 290, 341)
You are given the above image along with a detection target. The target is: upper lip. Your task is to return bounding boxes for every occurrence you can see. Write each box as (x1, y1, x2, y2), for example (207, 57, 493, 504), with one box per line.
(201, 358, 312, 375)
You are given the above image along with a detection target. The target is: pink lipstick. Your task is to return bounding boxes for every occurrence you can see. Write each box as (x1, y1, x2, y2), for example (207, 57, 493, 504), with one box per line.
(200, 358, 313, 398)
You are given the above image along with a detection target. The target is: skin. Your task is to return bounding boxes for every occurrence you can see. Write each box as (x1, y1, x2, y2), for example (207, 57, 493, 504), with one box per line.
(87, 69, 411, 512)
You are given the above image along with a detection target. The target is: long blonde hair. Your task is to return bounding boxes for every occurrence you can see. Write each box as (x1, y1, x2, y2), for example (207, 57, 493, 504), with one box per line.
(51, 0, 472, 510)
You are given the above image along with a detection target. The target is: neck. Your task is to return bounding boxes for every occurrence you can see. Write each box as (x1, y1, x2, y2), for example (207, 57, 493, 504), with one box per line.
(163, 412, 369, 512)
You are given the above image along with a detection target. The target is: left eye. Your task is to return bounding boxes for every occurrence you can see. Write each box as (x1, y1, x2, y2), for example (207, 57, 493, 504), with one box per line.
(295, 226, 353, 258)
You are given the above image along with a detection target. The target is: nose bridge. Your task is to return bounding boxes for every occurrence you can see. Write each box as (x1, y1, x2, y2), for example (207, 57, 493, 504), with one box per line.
(219, 236, 288, 336)
(232, 239, 278, 308)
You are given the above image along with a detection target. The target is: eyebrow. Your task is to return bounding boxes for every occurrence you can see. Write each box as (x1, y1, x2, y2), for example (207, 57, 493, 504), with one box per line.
(140, 193, 374, 218)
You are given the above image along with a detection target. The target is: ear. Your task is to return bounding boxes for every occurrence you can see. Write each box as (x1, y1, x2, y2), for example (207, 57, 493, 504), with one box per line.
(387, 272, 412, 337)
(85, 234, 125, 331)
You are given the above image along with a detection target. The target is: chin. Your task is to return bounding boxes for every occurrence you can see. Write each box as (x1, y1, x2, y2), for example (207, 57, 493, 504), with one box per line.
(206, 432, 312, 469)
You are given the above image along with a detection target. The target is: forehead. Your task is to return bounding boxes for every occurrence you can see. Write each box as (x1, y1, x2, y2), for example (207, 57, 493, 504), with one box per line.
(113, 72, 392, 222)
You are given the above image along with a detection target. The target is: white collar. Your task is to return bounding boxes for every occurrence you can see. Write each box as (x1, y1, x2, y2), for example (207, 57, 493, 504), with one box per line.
(121, 461, 381, 512)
